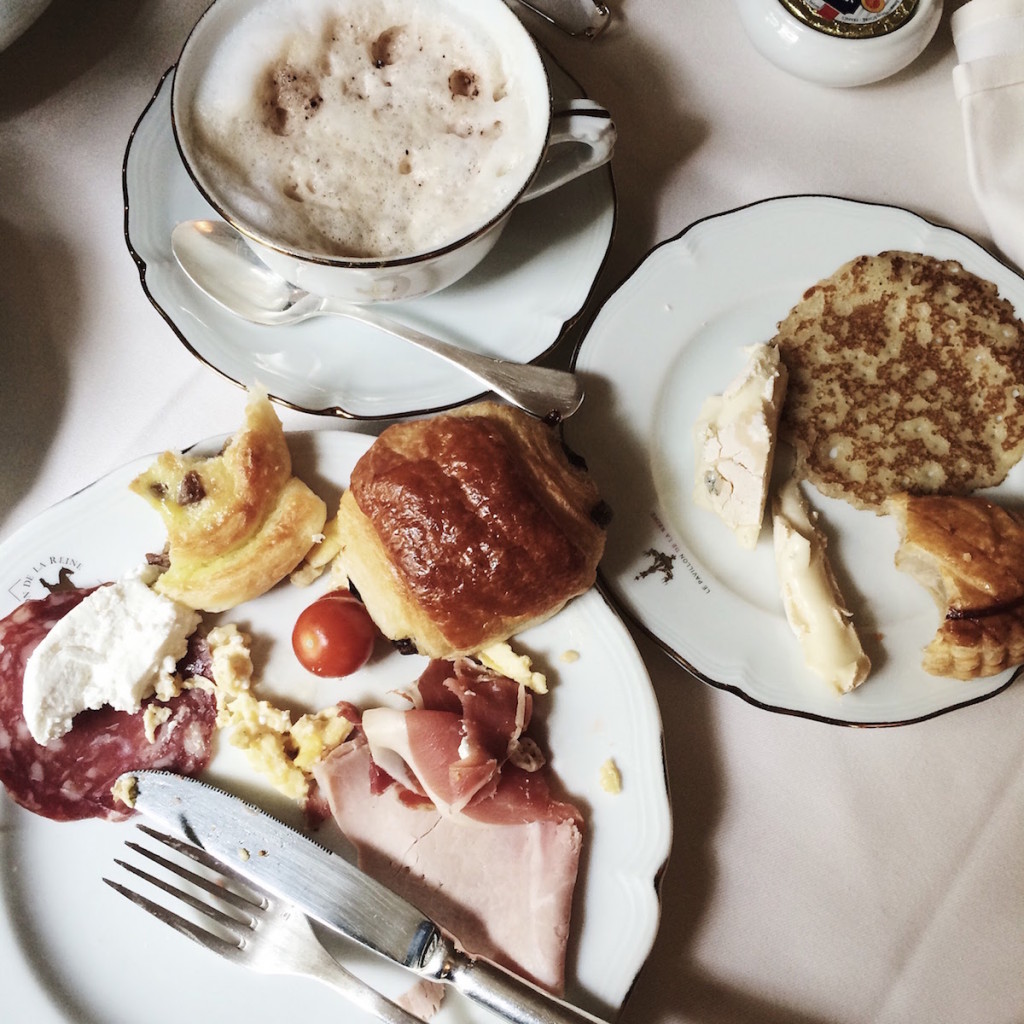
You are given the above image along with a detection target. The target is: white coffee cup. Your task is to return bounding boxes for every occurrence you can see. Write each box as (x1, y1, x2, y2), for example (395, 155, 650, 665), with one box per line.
(171, 0, 615, 303)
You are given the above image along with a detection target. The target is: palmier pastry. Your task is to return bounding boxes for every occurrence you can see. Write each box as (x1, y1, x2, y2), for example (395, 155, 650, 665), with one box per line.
(888, 492, 1024, 679)
(331, 401, 609, 658)
(131, 390, 327, 612)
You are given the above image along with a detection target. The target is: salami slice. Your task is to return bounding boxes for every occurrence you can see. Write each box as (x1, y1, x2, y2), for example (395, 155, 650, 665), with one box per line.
(0, 588, 218, 822)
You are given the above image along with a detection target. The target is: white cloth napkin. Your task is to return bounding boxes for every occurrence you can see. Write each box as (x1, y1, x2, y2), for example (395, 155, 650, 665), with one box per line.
(952, 0, 1024, 272)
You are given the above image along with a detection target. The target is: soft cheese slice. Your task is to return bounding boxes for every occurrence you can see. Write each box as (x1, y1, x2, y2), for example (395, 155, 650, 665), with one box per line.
(771, 477, 870, 694)
(22, 570, 200, 745)
(693, 342, 788, 548)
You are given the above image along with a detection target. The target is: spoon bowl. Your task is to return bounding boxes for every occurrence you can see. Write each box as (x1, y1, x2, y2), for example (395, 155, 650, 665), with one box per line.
(170, 219, 585, 420)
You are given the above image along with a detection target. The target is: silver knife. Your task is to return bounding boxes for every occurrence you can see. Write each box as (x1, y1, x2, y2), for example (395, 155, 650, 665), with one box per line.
(123, 770, 611, 1024)
(509, 0, 610, 37)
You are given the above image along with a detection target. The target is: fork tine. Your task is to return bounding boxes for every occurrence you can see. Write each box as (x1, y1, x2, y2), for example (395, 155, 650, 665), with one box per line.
(103, 876, 244, 960)
(108, 830, 427, 1024)
(121, 839, 260, 916)
(113, 854, 253, 937)
(136, 824, 265, 899)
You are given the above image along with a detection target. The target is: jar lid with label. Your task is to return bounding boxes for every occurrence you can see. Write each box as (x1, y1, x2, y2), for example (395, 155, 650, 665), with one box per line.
(735, 0, 944, 87)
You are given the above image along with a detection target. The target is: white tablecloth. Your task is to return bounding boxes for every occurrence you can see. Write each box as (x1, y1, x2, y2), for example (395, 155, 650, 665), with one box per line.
(3, 2, 1022, 1022)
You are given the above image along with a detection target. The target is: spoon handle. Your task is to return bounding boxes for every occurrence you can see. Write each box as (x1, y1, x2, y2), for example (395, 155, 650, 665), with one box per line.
(326, 302, 585, 420)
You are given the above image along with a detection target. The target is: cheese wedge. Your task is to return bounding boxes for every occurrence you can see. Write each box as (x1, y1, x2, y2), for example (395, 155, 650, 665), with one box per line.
(693, 343, 788, 548)
(772, 477, 870, 694)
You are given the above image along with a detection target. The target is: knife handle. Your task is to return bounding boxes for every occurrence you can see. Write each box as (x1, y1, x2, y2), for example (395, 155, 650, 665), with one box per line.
(446, 949, 612, 1024)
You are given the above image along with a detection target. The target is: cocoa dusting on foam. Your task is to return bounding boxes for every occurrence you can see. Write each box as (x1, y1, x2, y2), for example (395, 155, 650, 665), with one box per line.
(370, 26, 402, 67)
(187, 0, 540, 259)
(449, 68, 479, 98)
(261, 65, 323, 136)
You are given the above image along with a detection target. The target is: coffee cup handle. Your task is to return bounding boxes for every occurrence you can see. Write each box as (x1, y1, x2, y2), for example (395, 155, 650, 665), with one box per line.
(521, 99, 615, 201)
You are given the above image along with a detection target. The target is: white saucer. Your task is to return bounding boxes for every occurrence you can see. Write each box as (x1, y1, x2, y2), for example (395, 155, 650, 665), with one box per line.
(123, 63, 615, 420)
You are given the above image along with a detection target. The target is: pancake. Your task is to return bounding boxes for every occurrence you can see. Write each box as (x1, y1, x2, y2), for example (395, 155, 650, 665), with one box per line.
(775, 251, 1024, 512)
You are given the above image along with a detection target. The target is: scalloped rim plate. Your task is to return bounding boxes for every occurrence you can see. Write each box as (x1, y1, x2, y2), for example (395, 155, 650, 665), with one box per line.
(123, 58, 615, 420)
(569, 194, 1024, 726)
(0, 429, 669, 1022)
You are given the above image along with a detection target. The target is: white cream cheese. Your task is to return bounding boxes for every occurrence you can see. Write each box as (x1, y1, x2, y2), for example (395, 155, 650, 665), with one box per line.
(693, 342, 788, 549)
(771, 478, 870, 694)
(22, 573, 201, 745)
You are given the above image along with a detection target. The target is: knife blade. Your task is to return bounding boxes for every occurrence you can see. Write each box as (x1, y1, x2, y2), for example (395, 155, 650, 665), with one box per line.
(123, 770, 611, 1024)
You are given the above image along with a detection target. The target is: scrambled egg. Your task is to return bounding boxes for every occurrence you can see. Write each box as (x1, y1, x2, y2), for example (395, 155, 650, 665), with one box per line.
(111, 774, 139, 809)
(143, 704, 172, 743)
(599, 757, 622, 795)
(116, 622, 350, 804)
(478, 641, 548, 694)
(204, 624, 353, 802)
(129, 627, 547, 806)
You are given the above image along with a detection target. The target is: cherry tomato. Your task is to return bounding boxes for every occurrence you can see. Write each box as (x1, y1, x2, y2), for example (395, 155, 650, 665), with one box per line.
(291, 590, 377, 677)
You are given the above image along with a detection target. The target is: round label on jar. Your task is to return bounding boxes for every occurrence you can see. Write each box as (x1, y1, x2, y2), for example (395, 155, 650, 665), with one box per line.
(776, 0, 920, 37)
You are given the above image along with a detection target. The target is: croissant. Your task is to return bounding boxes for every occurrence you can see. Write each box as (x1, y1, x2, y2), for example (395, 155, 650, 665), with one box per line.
(888, 492, 1024, 679)
(331, 401, 609, 658)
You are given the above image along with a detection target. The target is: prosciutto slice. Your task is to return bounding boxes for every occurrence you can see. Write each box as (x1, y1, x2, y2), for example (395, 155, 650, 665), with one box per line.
(313, 658, 583, 995)
(361, 657, 531, 815)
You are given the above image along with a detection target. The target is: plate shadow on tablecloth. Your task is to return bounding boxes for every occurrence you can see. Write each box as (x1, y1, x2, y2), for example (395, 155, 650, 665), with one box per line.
(573, 372, 836, 1024)
(554, 0, 707, 312)
(0, 213, 69, 534)
(0, 0, 144, 119)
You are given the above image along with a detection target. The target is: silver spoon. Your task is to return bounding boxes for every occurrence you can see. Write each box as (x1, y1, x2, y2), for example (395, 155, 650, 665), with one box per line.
(171, 219, 585, 421)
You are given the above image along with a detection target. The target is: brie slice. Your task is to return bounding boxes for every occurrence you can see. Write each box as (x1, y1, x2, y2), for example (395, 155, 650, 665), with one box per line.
(771, 478, 871, 694)
(693, 342, 788, 548)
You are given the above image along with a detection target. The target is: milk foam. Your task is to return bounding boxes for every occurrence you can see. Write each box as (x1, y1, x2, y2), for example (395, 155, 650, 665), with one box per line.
(186, 0, 543, 259)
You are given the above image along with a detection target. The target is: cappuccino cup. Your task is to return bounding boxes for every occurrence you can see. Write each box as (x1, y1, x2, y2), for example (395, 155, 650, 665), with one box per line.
(171, 0, 615, 303)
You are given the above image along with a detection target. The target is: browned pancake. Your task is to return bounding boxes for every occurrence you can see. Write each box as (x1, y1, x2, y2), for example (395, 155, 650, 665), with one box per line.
(775, 251, 1024, 512)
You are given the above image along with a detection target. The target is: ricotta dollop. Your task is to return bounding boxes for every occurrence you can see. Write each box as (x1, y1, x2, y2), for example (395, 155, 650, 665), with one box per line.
(22, 572, 200, 745)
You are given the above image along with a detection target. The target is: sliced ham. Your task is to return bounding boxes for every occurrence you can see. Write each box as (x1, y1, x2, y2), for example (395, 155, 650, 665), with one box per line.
(314, 658, 582, 995)
(314, 736, 582, 994)
(396, 980, 445, 1021)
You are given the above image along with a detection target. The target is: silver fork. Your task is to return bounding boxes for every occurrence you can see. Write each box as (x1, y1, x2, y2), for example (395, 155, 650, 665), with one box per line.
(103, 825, 424, 1024)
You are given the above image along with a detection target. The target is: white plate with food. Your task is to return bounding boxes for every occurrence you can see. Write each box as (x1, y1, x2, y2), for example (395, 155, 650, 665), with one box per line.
(0, 427, 670, 1023)
(568, 194, 1024, 726)
(122, 57, 615, 421)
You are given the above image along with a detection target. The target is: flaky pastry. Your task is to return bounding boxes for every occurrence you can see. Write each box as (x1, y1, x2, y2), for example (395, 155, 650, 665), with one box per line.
(131, 389, 327, 612)
(331, 401, 609, 658)
(888, 492, 1024, 679)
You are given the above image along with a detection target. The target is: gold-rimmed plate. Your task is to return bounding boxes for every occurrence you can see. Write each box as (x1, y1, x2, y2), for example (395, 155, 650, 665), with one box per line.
(569, 195, 1024, 726)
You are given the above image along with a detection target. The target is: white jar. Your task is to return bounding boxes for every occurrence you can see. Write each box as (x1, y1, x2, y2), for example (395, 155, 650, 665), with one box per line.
(735, 0, 944, 87)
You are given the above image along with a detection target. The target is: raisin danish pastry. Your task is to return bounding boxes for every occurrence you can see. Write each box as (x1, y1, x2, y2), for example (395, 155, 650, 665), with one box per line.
(130, 390, 327, 612)
(331, 401, 609, 658)
(889, 492, 1024, 680)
